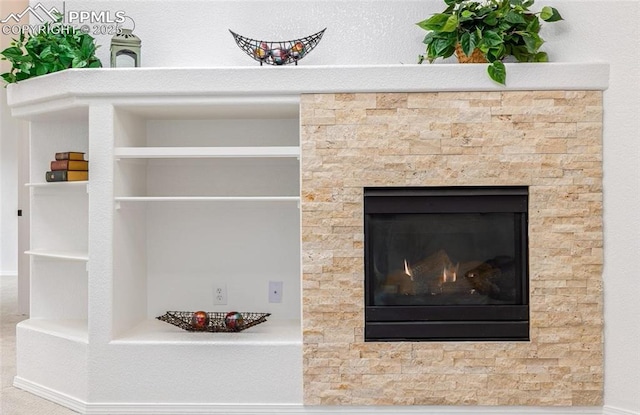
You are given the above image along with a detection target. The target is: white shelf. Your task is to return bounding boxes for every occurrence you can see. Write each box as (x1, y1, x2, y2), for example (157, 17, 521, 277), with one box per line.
(26, 181, 88, 189)
(112, 318, 301, 345)
(114, 196, 300, 203)
(25, 249, 89, 262)
(17, 318, 88, 344)
(114, 146, 300, 159)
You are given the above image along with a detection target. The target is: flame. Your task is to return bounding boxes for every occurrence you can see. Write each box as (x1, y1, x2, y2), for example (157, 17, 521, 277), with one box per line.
(442, 263, 459, 283)
(403, 259, 414, 281)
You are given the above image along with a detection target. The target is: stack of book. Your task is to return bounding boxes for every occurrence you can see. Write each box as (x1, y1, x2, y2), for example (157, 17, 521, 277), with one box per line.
(45, 152, 89, 182)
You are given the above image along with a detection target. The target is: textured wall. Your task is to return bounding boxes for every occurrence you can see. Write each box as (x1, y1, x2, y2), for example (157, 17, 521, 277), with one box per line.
(301, 91, 603, 406)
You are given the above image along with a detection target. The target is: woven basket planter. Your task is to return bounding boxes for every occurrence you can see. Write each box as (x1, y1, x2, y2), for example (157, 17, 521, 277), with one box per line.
(454, 44, 488, 63)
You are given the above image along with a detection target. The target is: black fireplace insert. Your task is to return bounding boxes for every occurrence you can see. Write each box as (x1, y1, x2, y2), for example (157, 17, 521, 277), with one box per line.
(364, 186, 529, 341)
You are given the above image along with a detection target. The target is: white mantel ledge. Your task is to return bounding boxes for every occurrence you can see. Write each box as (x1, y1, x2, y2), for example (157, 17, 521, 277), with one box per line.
(7, 63, 609, 117)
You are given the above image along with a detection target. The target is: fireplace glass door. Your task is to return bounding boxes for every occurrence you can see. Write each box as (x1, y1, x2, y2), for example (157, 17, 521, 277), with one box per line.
(364, 186, 529, 341)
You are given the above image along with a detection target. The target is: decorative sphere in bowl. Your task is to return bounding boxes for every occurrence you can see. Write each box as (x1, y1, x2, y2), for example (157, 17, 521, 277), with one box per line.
(224, 311, 244, 330)
(191, 311, 209, 330)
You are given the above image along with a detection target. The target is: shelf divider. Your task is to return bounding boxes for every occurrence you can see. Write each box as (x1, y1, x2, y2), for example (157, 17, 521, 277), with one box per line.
(26, 181, 88, 189)
(114, 196, 300, 202)
(17, 319, 89, 344)
(112, 318, 301, 346)
(25, 249, 89, 262)
(114, 146, 300, 159)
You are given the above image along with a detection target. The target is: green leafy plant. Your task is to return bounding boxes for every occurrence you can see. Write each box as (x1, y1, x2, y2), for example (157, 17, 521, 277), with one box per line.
(417, 0, 563, 84)
(1, 15, 101, 84)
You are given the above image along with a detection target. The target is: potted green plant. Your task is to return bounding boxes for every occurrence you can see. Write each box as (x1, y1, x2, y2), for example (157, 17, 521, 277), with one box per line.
(417, 0, 563, 84)
(1, 14, 101, 84)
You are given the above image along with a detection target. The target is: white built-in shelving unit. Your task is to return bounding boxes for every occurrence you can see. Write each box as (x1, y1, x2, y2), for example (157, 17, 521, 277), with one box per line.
(9, 71, 305, 410)
(6, 64, 610, 413)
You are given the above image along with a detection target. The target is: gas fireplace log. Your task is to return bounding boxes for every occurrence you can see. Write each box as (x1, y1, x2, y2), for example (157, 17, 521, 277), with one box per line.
(384, 249, 456, 295)
(409, 249, 453, 294)
(464, 256, 517, 301)
(385, 270, 416, 295)
(383, 250, 512, 297)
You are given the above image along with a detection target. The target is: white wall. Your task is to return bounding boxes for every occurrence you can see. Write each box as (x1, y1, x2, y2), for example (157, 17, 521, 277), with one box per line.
(0, 0, 21, 277)
(13, 0, 640, 412)
(591, 4, 640, 414)
(0, 84, 19, 278)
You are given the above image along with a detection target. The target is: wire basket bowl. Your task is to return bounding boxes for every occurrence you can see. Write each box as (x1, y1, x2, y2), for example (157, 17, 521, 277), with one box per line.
(157, 311, 271, 332)
(229, 28, 326, 66)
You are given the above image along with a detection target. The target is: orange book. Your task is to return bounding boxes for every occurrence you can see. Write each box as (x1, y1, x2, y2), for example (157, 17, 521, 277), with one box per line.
(51, 160, 89, 171)
(54, 152, 85, 161)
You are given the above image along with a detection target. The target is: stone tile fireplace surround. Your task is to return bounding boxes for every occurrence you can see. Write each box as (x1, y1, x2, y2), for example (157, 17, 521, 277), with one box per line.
(301, 91, 603, 406)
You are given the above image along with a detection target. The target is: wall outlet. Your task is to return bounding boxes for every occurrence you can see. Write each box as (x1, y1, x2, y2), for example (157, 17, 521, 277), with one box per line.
(213, 283, 227, 305)
(269, 281, 283, 303)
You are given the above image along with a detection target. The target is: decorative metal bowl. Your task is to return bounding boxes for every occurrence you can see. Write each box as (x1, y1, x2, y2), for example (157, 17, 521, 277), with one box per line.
(157, 311, 271, 332)
(229, 28, 326, 66)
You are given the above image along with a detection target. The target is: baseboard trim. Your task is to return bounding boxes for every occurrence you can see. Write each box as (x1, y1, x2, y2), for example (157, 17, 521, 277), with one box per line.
(85, 406, 604, 415)
(13, 376, 87, 413)
(87, 404, 304, 414)
(9, 378, 609, 415)
(603, 406, 640, 415)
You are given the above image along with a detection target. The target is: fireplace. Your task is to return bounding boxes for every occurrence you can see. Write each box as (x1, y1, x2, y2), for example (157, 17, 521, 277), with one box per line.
(364, 186, 529, 341)
(302, 90, 603, 405)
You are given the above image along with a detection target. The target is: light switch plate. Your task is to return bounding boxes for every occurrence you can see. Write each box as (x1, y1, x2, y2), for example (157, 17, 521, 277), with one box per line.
(269, 281, 283, 303)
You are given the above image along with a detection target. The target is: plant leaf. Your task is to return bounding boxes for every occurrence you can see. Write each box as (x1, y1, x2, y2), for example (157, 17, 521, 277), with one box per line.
(15, 72, 30, 81)
(482, 30, 502, 48)
(505, 10, 526, 24)
(1, 73, 16, 83)
(432, 36, 456, 57)
(1, 47, 24, 60)
(441, 14, 459, 32)
(526, 15, 541, 33)
(460, 31, 477, 56)
(487, 61, 506, 85)
(522, 33, 543, 54)
(483, 12, 498, 26)
(423, 31, 437, 45)
(540, 6, 563, 22)
(534, 51, 549, 62)
(485, 45, 506, 62)
(510, 45, 530, 62)
(417, 14, 451, 31)
(460, 10, 475, 21)
(19, 61, 32, 73)
(35, 64, 47, 76)
(39, 46, 53, 61)
(82, 35, 97, 56)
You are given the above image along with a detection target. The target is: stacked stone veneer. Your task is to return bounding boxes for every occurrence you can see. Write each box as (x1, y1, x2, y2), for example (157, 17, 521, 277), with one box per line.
(300, 91, 603, 406)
